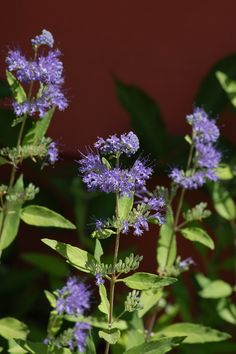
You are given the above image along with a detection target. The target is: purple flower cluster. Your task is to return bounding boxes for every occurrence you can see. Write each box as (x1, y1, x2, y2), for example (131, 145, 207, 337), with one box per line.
(55, 277, 91, 316)
(54, 277, 91, 353)
(79, 134, 152, 196)
(121, 196, 165, 236)
(31, 29, 54, 48)
(67, 322, 91, 353)
(169, 108, 221, 189)
(94, 131, 139, 156)
(6, 30, 68, 117)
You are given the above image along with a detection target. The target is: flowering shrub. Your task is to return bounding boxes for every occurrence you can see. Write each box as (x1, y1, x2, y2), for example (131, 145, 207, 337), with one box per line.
(0, 30, 235, 354)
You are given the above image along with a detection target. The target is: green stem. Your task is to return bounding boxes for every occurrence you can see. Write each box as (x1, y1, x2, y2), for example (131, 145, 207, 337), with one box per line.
(162, 141, 195, 273)
(230, 220, 236, 285)
(0, 49, 37, 259)
(104, 158, 121, 354)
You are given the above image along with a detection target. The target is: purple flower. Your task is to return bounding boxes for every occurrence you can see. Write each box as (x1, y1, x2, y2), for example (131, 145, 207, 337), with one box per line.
(47, 142, 59, 164)
(73, 322, 91, 353)
(195, 143, 221, 169)
(6, 31, 68, 118)
(179, 257, 196, 269)
(55, 277, 91, 316)
(95, 273, 105, 286)
(186, 107, 220, 144)
(133, 216, 149, 236)
(169, 168, 206, 189)
(37, 50, 64, 85)
(31, 29, 54, 48)
(121, 220, 129, 234)
(6, 50, 38, 83)
(79, 151, 152, 196)
(95, 219, 105, 230)
(13, 85, 68, 117)
(169, 108, 221, 189)
(130, 160, 153, 190)
(94, 131, 139, 156)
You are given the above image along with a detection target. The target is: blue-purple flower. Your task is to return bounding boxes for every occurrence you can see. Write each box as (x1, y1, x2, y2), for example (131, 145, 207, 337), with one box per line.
(169, 108, 221, 189)
(79, 139, 152, 196)
(72, 322, 91, 352)
(47, 141, 59, 164)
(95, 273, 105, 286)
(55, 277, 91, 316)
(94, 131, 139, 156)
(31, 29, 54, 48)
(6, 30, 68, 117)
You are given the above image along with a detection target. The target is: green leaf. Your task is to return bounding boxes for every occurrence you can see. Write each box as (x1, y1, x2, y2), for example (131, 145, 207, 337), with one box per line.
(216, 71, 236, 108)
(124, 337, 185, 354)
(98, 284, 110, 317)
(117, 194, 134, 221)
(118, 272, 177, 290)
(15, 340, 72, 353)
(41, 238, 95, 273)
(47, 312, 63, 338)
(85, 331, 96, 354)
(123, 312, 145, 350)
(195, 54, 236, 115)
(0, 175, 24, 250)
(180, 227, 214, 250)
(115, 79, 167, 158)
(217, 298, 236, 325)
(157, 207, 176, 272)
(155, 322, 231, 343)
(195, 273, 211, 288)
(91, 228, 115, 239)
(8, 339, 28, 354)
(94, 239, 103, 261)
(0, 317, 29, 340)
(64, 315, 127, 330)
(6, 71, 26, 104)
(23, 108, 54, 145)
(211, 183, 236, 220)
(101, 157, 112, 169)
(184, 134, 192, 145)
(0, 156, 9, 165)
(216, 163, 234, 180)
(138, 289, 162, 318)
(99, 329, 120, 344)
(199, 280, 232, 299)
(20, 205, 76, 229)
(21, 252, 69, 277)
(44, 290, 56, 307)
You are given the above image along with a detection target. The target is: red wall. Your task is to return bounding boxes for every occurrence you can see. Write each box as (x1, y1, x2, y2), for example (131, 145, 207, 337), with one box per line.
(0, 1, 235, 154)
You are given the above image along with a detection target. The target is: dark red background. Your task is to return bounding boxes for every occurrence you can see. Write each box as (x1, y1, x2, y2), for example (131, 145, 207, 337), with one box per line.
(1, 1, 236, 153)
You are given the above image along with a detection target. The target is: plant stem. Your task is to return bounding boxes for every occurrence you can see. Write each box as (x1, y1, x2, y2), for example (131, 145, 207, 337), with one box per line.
(230, 220, 236, 285)
(0, 49, 37, 258)
(148, 140, 195, 336)
(162, 141, 194, 273)
(104, 157, 121, 354)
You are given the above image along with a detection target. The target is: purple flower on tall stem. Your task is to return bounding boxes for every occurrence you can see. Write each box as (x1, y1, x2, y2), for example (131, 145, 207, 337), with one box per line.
(169, 108, 221, 189)
(6, 30, 68, 117)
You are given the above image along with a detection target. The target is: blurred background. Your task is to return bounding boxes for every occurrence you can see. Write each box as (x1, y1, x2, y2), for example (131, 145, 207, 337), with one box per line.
(1, 0, 236, 152)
